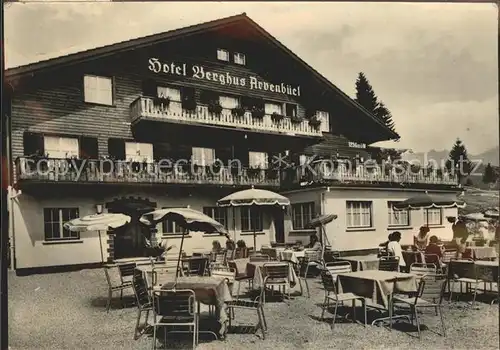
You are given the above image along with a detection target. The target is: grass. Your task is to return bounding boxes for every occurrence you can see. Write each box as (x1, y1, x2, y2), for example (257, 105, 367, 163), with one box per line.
(8, 268, 500, 350)
(459, 187, 499, 215)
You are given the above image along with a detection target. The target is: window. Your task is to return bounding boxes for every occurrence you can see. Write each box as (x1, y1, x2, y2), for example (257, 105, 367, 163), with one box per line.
(44, 136, 79, 158)
(264, 103, 282, 115)
(234, 52, 246, 65)
(203, 207, 227, 229)
(316, 111, 329, 131)
(425, 208, 442, 226)
(83, 75, 113, 105)
(157, 86, 181, 101)
(157, 207, 184, 235)
(387, 201, 410, 227)
(292, 202, 315, 230)
(44, 208, 80, 241)
(125, 142, 153, 162)
(217, 49, 229, 61)
(219, 95, 239, 109)
(192, 147, 215, 166)
(285, 103, 297, 117)
(241, 207, 263, 232)
(346, 201, 372, 228)
(248, 151, 268, 169)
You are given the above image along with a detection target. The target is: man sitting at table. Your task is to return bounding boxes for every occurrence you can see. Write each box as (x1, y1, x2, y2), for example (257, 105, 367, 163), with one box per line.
(425, 235, 446, 267)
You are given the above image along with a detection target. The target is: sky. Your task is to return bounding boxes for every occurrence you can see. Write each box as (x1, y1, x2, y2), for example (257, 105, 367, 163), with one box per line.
(4, 1, 498, 155)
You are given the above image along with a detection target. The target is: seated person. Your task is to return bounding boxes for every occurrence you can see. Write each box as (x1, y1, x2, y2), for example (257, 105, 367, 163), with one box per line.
(307, 233, 322, 251)
(387, 231, 406, 271)
(425, 235, 445, 266)
(456, 237, 467, 259)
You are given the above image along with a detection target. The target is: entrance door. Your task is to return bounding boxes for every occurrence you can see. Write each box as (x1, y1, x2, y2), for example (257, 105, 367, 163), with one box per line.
(273, 208, 285, 244)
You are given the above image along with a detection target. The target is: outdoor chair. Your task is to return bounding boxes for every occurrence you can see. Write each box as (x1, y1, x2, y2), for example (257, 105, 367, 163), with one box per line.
(282, 259, 309, 298)
(448, 259, 483, 308)
(261, 263, 291, 304)
(151, 289, 198, 350)
(226, 295, 267, 340)
(324, 261, 352, 283)
(323, 250, 341, 263)
(210, 267, 236, 316)
(424, 254, 445, 274)
(211, 252, 227, 271)
(391, 274, 447, 339)
(104, 267, 134, 312)
(319, 269, 367, 329)
(118, 262, 137, 285)
(132, 268, 153, 340)
(409, 263, 437, 277)
(441, 250, 457, 264)
(183, 258, 209, 276)
(379, 256, 400, 272)
(249, 254, 270, 262)
(227, 260, 253, 299)
(225, 249, 234, 263)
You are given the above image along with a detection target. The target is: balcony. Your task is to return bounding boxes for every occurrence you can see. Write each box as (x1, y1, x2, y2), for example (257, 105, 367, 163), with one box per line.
(283, 164, 459, 189)
(15, 157, 280, 188)
(130, 97, 324, 137)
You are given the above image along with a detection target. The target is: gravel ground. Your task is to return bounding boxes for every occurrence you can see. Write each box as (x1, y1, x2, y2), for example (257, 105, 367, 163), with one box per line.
(8, 268, 499, 350)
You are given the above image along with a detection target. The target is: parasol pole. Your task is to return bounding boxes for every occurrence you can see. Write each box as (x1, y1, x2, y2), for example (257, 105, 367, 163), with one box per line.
(174, 228, 187, 286)
(98, 230, 104, 263)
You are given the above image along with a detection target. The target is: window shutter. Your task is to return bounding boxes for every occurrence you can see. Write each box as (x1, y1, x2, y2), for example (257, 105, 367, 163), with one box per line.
(79, 136, 98, 159)
(108, 138, 126, 160)
(23, 132, 44, 156)
(142, 79, 157, 97)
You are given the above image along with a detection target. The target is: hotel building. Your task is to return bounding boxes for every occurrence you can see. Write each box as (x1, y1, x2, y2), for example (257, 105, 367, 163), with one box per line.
(4, 14, 460, 273)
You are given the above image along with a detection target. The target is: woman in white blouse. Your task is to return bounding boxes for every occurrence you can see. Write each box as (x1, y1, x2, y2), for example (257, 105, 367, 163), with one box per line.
(387, 231, 406, 271)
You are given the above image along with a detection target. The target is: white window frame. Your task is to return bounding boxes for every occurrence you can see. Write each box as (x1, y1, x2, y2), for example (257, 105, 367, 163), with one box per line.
(248, 151, 268, 169)
(264, 102, 283, 115)
(291, 202, 315, 230)
(316, 110, 329, 132)
(125, 142, 153, 163)
(234, 52, 246, 65)
(156, 86, 181, 101)
(218, 95, 239, 109)
(346, 201, 373, 228)
(192, 147, 215, 166)
(43, 208, 80, 241)
(241, 207, 263, 232)
(44, 136, 79, 159)
(158, 207, 184, 235)
(83, 75, 113, 106)
(217, 49, 229, 62)
(425, 208, 442, 226)
(203, 207, 227, 230)
(387, 201, 410, 227)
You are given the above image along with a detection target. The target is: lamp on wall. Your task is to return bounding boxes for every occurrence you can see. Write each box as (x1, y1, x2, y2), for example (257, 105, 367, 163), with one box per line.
(96, 204, 103, 215)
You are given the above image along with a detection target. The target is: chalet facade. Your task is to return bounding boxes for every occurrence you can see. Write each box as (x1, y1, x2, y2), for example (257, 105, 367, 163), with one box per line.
(4, 13, 460, 272)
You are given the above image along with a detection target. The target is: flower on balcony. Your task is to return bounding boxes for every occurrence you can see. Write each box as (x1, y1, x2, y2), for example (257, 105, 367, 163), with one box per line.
(271, 112, 285, 123)
(208, 101, 223, 115)
(153, 96, 171, 107)
(308, 115, 322, 129)
(250, 106, 265, 119)
(231, 107, 245, 118)
(290, 115, 303, 124)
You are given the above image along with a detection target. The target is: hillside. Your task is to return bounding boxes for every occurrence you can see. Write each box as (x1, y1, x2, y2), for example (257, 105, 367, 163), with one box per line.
(402, 146, 499, 167)
(458, 187, 499, 215)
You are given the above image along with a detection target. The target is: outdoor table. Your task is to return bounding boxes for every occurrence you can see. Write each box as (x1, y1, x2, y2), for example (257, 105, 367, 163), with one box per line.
(337, 270, 418, 326)
(340, 254, 380, 272)
(464, 247, 497, 260)
(448, 259, 499, 283)
(246, 261, 298, 290)
(279, 249, 305, 263)
(138, 266, 232, 335)
(402, 250, 425, 266)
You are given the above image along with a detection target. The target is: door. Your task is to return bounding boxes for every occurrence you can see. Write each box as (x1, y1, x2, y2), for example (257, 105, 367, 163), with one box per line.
(273, 208, 285, 244)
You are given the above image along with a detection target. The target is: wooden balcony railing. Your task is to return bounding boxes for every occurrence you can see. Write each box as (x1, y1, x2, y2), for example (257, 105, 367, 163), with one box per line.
(15, 157, 280, 187)
(130, 97, 324, 137)
(283, 165, 459, 186)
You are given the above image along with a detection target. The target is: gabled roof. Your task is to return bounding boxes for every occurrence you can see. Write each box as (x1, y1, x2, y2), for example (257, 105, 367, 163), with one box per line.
(5, 13, 399, 141)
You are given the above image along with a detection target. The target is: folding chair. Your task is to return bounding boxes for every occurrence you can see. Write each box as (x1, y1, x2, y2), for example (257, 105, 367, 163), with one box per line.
(409, 263, 437, 277)
(104, 266, 134, 312)
(448, 259, 483, 308)
(424, 254, 444, 274)
(379, 256, 400, 272)
(319, 269, 367, 329)
(261, 263, 291, 304)
(132, 268, 152, 340)
(392, 274, 447, 339)
(324, 261, 352, 283)
(227, 260, 253, 299)
(226, 296, 267, 340)
(282, 259, 309, 298)
(250, 254, 270, 262)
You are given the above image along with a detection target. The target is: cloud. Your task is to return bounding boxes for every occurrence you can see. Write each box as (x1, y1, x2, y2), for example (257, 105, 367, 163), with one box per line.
(4, 2, 498, 154)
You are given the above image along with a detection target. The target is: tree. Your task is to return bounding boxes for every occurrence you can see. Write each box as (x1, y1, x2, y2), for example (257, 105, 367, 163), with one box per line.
(354, 72, 400, 139)
(445, 138, 472, 181)
(483, 163, 496, 184)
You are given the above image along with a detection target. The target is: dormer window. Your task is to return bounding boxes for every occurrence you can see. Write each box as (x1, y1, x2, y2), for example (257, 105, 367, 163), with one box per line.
(234, 52, 246, 65)
(217, 49, 229, 62)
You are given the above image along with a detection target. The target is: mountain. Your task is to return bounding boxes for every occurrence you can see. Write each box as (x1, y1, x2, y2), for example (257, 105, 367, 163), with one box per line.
(401, 146, 499, 167)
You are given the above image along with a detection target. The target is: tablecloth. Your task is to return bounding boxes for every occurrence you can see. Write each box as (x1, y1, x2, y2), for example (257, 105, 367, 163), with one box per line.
(340, 255, 380, 272)
(337, 270, 418, 309)
(246, 261, 298, 289)
(447, 259, 499, 283)
(465, 247, 497, 260)
(402, 251, 425, 266)
(279, 250, 305, 264)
